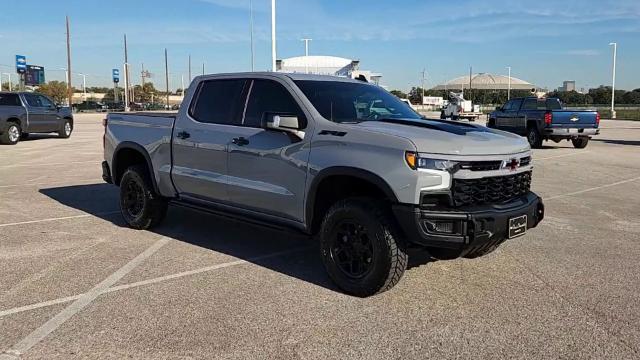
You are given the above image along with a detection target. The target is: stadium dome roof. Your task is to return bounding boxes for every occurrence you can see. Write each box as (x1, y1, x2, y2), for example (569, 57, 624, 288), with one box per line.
(432, 73, 535, 90)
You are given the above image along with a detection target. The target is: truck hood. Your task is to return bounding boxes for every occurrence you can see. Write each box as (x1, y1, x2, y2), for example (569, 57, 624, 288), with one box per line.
(355, 118, 530, 155)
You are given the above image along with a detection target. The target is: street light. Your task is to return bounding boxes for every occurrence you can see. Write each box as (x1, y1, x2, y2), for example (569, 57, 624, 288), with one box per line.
(609, 42, 617, 119)
(301, 38, 312, 73)
(271, 0, 276, 72)
(78, 73, 87, 101)
(507, 66, 511, 100)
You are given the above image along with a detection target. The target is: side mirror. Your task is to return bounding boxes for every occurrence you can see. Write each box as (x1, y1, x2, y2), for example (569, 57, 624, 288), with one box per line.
(266, 114, 305, 139)
(495, 106, 502, 111)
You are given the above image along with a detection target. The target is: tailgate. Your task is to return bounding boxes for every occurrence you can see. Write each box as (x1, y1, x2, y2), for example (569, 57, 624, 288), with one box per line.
(549, 110, 598, 128)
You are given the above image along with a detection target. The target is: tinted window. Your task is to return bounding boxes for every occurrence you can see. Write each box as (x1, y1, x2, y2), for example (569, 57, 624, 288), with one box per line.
(23, 93, 41, 107)
(0, 94, 21, 106)
(243, 80, 304, 128)
(295, 80, 421, 123)
(190, 79, 246, 125)
(522, 98, 538, 110)
(546, 98, 562, 110)
(38, 95, 54, 107)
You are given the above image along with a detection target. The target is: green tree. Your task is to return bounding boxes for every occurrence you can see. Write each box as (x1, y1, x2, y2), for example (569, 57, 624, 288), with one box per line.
(390, 90, 407, 99)
(35, 81, 71, 104)
(134, 82, 158, 103)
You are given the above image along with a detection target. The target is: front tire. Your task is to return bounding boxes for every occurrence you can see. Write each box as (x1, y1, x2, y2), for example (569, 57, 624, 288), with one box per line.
(571, 137, 589, 149)
(319, 198, 408, 297)
(1, 123, 21, 145)
(527, 126, 543, 148)
(119, 165, 168, 230)
(58, 119, 73, 138)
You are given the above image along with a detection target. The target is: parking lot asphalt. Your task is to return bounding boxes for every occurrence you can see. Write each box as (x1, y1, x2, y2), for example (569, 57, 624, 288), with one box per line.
(1, 114, 639, 359)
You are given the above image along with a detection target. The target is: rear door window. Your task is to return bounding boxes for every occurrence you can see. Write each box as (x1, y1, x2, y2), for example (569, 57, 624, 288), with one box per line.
(189, 79, 247, 125)
(38, 95, 55, 108)
(545, 99, 562, 110)
(522, 98, 538, 110)
(0, 94, 21, 106)
(243, 79, 305, 128)
(23, 94, 42, 107)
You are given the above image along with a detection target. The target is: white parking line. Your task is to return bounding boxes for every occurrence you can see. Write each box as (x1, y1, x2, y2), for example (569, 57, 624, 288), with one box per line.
(0, 160, 97, 169)
(1, 237, 170, 359)
(545, 176, 640, 200)
(535, 151, 591, 161)
(0, 211, 120, 228)
(0, 247, 309, 319)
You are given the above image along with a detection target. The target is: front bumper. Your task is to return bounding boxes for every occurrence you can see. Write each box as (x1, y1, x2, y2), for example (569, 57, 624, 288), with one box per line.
(544, 128, 599, 136)
(393, 192, 544, 252)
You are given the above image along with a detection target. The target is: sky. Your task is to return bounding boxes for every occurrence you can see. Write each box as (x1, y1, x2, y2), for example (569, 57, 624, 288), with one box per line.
(0, 0, 639, 92)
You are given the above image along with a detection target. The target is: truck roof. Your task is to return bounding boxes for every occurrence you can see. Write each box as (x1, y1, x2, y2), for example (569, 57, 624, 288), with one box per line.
(192, 72, 368, 84)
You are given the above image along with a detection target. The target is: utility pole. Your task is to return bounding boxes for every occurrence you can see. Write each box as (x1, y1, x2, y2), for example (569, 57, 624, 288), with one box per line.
(271, 0, 276, 72)
(165, 48, 169, 109)
(188, 54, 192, 81)
(609, 42, 617, 119)
(249, 0, 255, 71)
(202, 62, 205, 76)
(507, 66, 511, 100)
(65, 15, 73, 107)
(123, 34, 130, 111)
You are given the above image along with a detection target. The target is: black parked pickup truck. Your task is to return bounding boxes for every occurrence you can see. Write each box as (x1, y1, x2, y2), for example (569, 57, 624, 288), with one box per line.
(488, 97, 599, 148)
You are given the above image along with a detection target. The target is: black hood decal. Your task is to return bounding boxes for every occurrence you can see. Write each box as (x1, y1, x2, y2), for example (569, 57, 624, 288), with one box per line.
(375, 118, 490, 136)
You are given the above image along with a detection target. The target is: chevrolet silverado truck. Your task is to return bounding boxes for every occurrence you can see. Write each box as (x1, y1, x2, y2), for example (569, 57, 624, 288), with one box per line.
(487, 97, 599, 148)
(102, 73, 544, 297)
(0, 92, 74, 145)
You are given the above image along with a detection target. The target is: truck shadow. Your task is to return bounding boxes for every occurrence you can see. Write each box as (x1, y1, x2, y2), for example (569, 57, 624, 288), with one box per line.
(592, 138, 640, 147)
(40, 183, 435, 295)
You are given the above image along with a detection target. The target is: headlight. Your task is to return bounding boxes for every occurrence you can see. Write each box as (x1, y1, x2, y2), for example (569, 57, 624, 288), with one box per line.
(405, 151, 458, 171)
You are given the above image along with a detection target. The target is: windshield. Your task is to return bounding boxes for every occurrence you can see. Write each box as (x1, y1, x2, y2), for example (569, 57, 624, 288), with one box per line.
(295, 80, 421, 123)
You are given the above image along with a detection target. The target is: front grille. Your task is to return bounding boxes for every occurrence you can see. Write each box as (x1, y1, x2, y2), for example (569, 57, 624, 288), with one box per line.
(452, 171, 531, 207)
(458, 160, 502, 171)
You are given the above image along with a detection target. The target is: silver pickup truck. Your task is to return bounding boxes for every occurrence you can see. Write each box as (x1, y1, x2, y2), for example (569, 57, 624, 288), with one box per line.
(102, 72, 544, 296)
(0, 92, 74, 145)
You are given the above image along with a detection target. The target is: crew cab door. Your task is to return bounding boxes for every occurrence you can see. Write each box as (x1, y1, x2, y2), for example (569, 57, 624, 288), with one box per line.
(22, 93, 56, 132)
(495, 98, 524, 133)
(171, 78, 248, 202)
(226, 78, 310, 222)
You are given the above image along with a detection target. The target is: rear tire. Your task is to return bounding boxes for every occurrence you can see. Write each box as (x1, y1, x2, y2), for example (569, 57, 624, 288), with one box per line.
(58, 119, 73, 138)
(527, 126, 543, 148)
(1, 123, 21, 145)
(571, 137, 589, 149)
(319, 198, 408, 297)
(119, 165, 168, 230)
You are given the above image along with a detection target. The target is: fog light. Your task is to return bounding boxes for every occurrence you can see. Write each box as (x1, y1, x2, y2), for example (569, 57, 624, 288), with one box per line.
(425, 220, 454, 234)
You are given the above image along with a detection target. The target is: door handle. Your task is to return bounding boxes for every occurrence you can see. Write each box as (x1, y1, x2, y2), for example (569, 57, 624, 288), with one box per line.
(176, 131, 190, 139)
(232, 137, 249, 146)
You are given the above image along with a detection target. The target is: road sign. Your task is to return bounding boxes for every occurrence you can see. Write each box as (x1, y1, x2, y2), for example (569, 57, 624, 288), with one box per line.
(112, 68, 120, 83)
(16, 55, 27, 74)
(25, 65, 45, 86)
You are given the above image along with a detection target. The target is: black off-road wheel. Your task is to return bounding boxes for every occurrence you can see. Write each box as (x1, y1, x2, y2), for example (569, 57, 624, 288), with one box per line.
(571, 137, 589, 149)
(527, 126, 543, 148)
(1, 122, 21, 145)
(319, 198, 408, 297)
(58, 119, 73, 138)
(119, 165, 168, 230)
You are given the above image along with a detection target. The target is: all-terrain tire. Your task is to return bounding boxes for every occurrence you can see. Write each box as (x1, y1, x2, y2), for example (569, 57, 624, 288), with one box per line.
(58, 118, 73, 138)
(1, 122, 21, 145)
(319, 198, 408, 297)
(527, 126, 543, 148)
(119, 165, 168, 230)
(571, 137, 589, 149)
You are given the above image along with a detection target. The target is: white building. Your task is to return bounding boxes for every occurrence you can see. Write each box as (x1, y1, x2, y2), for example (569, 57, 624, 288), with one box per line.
(276, 55, 382, 85)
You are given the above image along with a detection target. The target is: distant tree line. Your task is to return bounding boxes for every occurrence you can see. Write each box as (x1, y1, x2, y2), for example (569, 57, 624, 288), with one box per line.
(391, 86, 640, 106)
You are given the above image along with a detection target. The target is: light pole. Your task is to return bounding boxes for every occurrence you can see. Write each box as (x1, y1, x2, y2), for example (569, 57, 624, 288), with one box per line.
(301, 38, 312, 73)
(60, 68, 69, 105)
(271, 0, 276, 72)
(249, 0, 255, 71)
(507, 66, 511, 100)
(78, 73, 87, 101)
(421, 69, 426, 110)
(609, 42, 617, 119)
